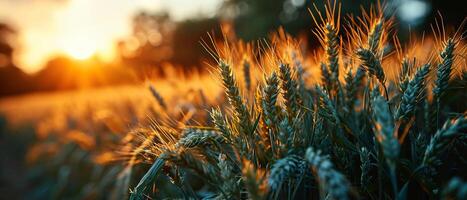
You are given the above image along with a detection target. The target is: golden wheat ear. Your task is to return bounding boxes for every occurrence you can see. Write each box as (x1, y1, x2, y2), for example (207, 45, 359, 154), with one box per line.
(310, 0, 342, 95)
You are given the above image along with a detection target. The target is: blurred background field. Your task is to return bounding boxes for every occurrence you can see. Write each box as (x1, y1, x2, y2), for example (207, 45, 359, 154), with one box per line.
(0, 78, 223, 199)
(0, 0, 465, 199)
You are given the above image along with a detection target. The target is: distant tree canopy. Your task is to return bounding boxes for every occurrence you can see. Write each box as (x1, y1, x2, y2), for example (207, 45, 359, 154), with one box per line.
(223, 0, 463, 37)
(0, 23, 16, 68)
(220, 0, 376, 40)
(0, 23, 31, 96)
(118, 12, 221, 75)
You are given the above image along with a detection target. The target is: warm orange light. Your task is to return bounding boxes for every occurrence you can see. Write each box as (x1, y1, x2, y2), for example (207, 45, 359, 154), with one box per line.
(62, 44, 96, 60)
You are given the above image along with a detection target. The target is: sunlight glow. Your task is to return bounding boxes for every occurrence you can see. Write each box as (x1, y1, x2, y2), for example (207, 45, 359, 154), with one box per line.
(0, 0, 223, 73)
(62, 43, 96, 60)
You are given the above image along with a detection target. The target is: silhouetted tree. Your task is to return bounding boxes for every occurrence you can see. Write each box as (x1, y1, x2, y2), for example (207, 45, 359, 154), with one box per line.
(119, 12, 221, 75)
(0, 23, 31, 96)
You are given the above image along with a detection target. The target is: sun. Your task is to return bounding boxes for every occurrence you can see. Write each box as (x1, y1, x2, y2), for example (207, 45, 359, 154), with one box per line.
(59, 36, 99, 60)
(63, 45, 96, 60)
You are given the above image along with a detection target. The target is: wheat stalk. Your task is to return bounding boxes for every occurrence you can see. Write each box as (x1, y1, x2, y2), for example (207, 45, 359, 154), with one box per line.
(161, 149, 220, 185)
(129, 158, 165, 200)
(242, 159, 268, 200)
(372, 95, 399, 163)
(149, 83, 167, 110)
(243, 59, 252, 92)
(320, 62, 332, 91)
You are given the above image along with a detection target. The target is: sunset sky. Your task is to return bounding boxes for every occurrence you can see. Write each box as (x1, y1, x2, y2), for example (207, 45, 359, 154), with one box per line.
(0, 0, 222, 73)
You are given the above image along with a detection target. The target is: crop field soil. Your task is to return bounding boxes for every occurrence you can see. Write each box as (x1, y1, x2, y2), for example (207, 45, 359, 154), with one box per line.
(1, 1, 467, 200)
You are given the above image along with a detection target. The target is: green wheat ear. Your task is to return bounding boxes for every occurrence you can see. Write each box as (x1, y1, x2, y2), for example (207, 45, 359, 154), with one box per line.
(422, 115, 467, 167)
(432, 38, 456, 128)
(279, 63, 301, 121)
(268, 154, 306, 191)
(356, 48, 385, 85)
(217, 154, 241, 199)
(316, 85, 339, 124)
(218, 60, 252, 136)
(398, 57, 411, 94)
(262, 72, 280, 128)
(344, 67, 364, 113)
(305, 147, 350, 200)
(396, 63, 431, 121)
(176, 128, 224, 148)
(261, 72, 281, 156)
(324, 22, 340, 93)
(433, 38, 455, 100)
(368, 19, 384, 53)
(210, 108, 232, 141)
(359, 147, 372, 190)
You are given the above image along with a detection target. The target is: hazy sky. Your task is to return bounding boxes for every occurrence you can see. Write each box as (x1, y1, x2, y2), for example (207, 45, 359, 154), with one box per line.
(0, 0, 223, 73)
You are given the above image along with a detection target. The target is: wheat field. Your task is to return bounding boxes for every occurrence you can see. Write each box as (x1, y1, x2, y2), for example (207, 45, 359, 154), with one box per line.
(1, 1, 466, 200)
